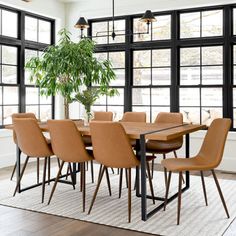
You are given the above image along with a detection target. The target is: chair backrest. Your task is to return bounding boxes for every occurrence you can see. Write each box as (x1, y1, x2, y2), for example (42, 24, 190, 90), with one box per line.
(198, 118, 231, 168)
(92, 111, 113, 121)
(154, 112, 183, 124)
(12, 113, 37, 144)
(47, 120, 91, 163)
(121, 112, 146, 122)
(13, 118, 53, 157)
(90, 122, 139, 168)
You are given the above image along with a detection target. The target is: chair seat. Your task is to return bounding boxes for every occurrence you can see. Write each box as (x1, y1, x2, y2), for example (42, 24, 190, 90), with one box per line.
(146, 137, 183, 153)
(161, 156, 215, 172)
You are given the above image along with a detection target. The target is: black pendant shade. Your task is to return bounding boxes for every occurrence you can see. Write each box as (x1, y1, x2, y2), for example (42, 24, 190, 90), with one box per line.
(75, 17, 89, 29)
(140, 10, 157, 23)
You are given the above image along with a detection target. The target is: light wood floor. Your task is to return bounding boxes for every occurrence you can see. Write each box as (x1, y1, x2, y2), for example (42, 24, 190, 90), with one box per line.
(0, 160, 236, 236)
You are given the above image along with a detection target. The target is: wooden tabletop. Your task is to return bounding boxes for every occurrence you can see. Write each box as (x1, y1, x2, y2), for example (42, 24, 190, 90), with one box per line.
(6, 121, 206, 141)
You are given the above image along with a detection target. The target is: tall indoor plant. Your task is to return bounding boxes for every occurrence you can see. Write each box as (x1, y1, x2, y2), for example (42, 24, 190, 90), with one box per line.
(25, 29, 117, 119)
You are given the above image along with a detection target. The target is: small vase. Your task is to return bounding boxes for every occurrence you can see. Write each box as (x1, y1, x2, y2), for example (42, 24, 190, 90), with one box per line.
(84, 111, 93, 126)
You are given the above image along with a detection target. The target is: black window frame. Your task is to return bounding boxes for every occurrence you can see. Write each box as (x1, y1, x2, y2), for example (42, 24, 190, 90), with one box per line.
(88, 3, 236, 130)
(0, 3, 55, 128)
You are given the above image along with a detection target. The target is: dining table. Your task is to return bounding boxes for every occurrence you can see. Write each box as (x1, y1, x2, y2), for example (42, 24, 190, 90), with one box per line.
(6, 120, 206, 221)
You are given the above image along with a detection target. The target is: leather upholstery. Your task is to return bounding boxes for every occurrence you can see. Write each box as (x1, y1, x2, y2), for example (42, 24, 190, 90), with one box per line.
(13, 118, 53, 157)
(48, 120, 92, 163)
(121, 112, 146, 123)
(161, 118, 231, 171)
(12, 113, 37, 144)
(90, 122, 140, 168)
(146, 112, 184, 153)
(92, 111, 113, 121)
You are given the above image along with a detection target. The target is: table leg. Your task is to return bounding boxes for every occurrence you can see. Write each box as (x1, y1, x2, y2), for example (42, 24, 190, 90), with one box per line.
(185, 134, 190, 188)
(72, 163, 77, 185)
(16, 147, 21, 193)
(135, 139, 140, 197)
(140, 135, 147, 221)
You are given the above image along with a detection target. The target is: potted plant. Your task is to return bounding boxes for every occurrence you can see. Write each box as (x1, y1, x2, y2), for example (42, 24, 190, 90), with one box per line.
(25, 29, 117, 120)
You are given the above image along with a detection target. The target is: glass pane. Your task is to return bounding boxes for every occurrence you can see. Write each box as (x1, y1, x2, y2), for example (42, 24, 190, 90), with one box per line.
(95, 52, 107, 62)
(132, 106, 150, 122)
(180, 107, 200, 124)
(107, 89, 124, 105)
(25, 49, 38, 85)
(0, 106, 2, 125)
(2, 10, 17, 38)
(40, 94, 52, 104)
(109, 20, 125, 44)
(201, 107, 222, 126)
(180, 12, 200, 38)
(38, 20, 51, 44)
(26, 105, 39, 118)
(132, 88, 150, 105)
(202, 46, 223, 65)
(202, 10, 223, 37)
(107, 106, 124, 121)
(151, 88, 170, 106)
(2, 46, 17, 65)
(202, 66, 223, 85)
(234, 9, 236, 35)
(133, 68, 151, 85)
(109, 51, 125, 68)
(152, 68, 171, 85)
(26, 87, 39, 104)
(0, 86, 2, 104)
(152, 15, 171, 40)
(93, 93, 106, 105)
(3, 106, 18, 125)
(2, 66, 17, 84)
(133, 18, 151, 42)
(152, 49, 171, 67)
(91, 105, 107, 112)
(92, 22, 108, 44)
(201, 88, 222, 106)
(25, 16, 38, 42)
(133, 50, 151, 67)
(40, 105, 52, 121)
(110, 69, 125, 86)
(151, 106, 170, 122)
(3, 87, 18, 104)
(233, 88, 236, 107)
(179, 88, 200, 106)
(234, 109, 236, 128)
(180, 67, 200, 85)
(180, 47, 200, 66)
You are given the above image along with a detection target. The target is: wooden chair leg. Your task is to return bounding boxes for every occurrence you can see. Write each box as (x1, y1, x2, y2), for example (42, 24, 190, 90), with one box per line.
(146, 161, 155, 204)
(13, 156, 29, 196)
(111, 168, 115, 174)
(119, 168, 123, 198)
(88, 166, 106, 214)
(128, 168, 132, 223)
(117, 168, 120, 175)
(10, 162, 17, 181)
(68, 163, 76, 190)
(97, 164, 102, 182)
(200, 171, 208, 206)
(164, 171, 172, 211)
(177, 171, 183, 225)
(48, 161, 65, 205)
(105, 167, 112, 196)
(48, 157, 51, 185)
(80, 163, 83, 192)
(211, 169, 230, 218)
(86, 161, 88, 171)
(125, 168, 128, 188)
(65, 163, 70, 180)
(57, 158, 61, 168)
(151, 158, 154, 179)
(42, 157, 47, 203)
(82, 163, 86, 212)
(37, 158, 40, 184)
(163, 154, 167, 187)
(90, 160, 94, 183)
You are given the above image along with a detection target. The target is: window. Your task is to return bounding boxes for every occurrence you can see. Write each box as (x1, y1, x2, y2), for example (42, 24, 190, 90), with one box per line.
(133, 14, 171, 42)
(92, 51, 125, 120)
(180, 9, 223, 38)
(0, 4, 54, 127)
(90, 4, 236, 129)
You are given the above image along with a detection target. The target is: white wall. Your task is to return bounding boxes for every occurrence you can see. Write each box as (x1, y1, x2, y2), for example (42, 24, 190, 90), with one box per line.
(0, 0, 66, 168)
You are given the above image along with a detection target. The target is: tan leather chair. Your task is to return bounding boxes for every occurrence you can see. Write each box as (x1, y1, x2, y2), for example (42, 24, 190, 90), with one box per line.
(120, 112, 146, 122)
(47, 120, 93, 212)
(11, 113, 40, 181)
(88, 122, 155, 223)
(13, 118, 54, 203)
(162, 118, 231, 225)
(146, 112, 184, 182)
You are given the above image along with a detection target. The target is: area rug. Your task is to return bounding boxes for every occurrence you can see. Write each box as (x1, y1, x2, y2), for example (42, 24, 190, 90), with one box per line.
(0, 165, 236, 236)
